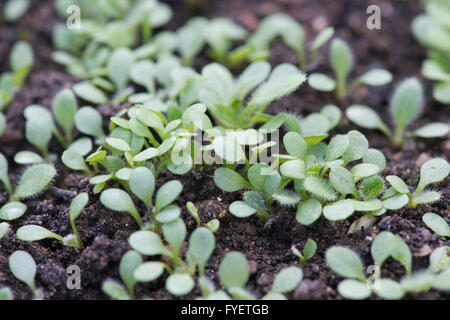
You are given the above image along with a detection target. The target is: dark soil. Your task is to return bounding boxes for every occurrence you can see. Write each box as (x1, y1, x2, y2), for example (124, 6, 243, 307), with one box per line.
(0, 0, 448, 300)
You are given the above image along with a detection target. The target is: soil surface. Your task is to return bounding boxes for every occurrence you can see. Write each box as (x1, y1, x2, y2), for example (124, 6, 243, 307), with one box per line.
(0, 0, 449, 300)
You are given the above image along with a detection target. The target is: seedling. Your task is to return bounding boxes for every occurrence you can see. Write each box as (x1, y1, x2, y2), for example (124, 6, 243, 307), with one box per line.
(346, 78, 449, 147)
(326, 246, 406, 300)
(262, 266, 303, 300)
(422, 213, 450, 237)
(371, 231, 412, 274)
(126, 219, 216, 297)
(383, 158, 449, 209)
(229, 13, 334, 70)
(412, 1, 450, 104)
(291, 240, 317, 265)
(186, 201, 220, 233)
(217, 251, 254, 299)
(0, 40, 34, 113)
(102, 250, 143, 300)
(199, 61, 306, 129)
(309, 38, 392, 101)
(16, 193, 87, 249)
(8, 250, 43, 299)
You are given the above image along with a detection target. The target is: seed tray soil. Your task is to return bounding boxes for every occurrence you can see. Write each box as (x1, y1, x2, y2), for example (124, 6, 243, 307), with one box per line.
(0, 0, 448, 300)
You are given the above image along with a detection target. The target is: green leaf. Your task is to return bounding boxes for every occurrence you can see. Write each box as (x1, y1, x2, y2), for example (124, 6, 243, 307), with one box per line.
(156, 205, 181, 224)
(329, 166, 357, 196)
(134, 262, 165, 283)
(323, 200, 354, 221)
(341, 130, 369, 164)
(414, 122, 450, 138)
(229, 201, 256, 218)
(280, 159, 305, 179)
(363, 148, 386, 173)
(106, 137, 131, 152)
(413, 191, 441, 205)
(166, 273, 195, 296)
(212, 135, 245, 163)
(434, 81, 450, 104)
(129, 230, 170, 256)
(311, 27, 334, 52)
(422, 213, 450, 237)
(213, 168, 249, 192)
(350, 199, 382, 212)
(283, 131, 307, 158)
(416, 158, 450, 193)
(308, 73, 336, 91)
(391, 77, 423, 129)
(0, 202, 26, 221)
(16, 225, 63, 242)
(429, 246, 450, 272)
(155, 180, 182, 212)
(62, 149, 89, 172)
(358, 69, 392, 86)
(100, 189, 142, 228)
(14, 151, 44, 165)
(350, 163, 380, 182)
(10, 41, 34, 73)
(338, 279, 371, 300)
(3, 0, 30, 21)
(107, 48, 134, 91)
(102, 280, 130, 300)
(0, 153, 11, 194)
(162, 218, 186, 256)
(326, 246, 366, 281)
(0, 113, 5, 137)
(382, 193, 409, 210)
(8, 250, 36, 291)
(14, 164, 56, 199)
(304, 175, 337, 201)
(271, 267, 303, 293)
(303, 240, 317, 261)
(188, 227, 215, 275)
(0, 222, 9, 240)
(374, 279, 405, 300)
(219, 252, 249, 288)
(361, 176, 385, 199)
(133, 147, 159, 162)
(129, 167, 155, 207)
(296, 198, 322, 225)
(135, 107, 164, 132)
(386, 175, 410, 194)
(52, 89, 77, 136)
(320, 104, 341, 130)
(326, 134, 349, 161)
(330, 38, 353, 83)
(119, 250, 142, 298)
(346, 105, 390, 137)
(371, 231, 412, 274)
(73, 82, 108, 105)
(69, 193, 88, 223)
(75, 106, 105, 137)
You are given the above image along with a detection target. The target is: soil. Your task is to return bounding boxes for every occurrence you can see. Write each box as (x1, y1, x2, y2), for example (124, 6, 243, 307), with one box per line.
(0, 0, 449, 300)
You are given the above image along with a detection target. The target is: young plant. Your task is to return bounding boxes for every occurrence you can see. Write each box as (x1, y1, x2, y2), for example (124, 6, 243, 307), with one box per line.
(326, 245, 406, 300)
(346, 78, 449, 147)
(0, 40, 34, 114)
(8, 250, 43, 299)
(0, 162, 56, 222)
(186, 201, 220, 233)
(383, 158, 449, 209)
(412, 1, 450, 104)
(228, 13, 334, 70)
(309, 38, 392, 101)
(99, 169, 183, 230)
(199, 62, 306, 129)
(16, 193, 88, 249)
(126, 220, 216, 298)
(291, 240, 317, 266)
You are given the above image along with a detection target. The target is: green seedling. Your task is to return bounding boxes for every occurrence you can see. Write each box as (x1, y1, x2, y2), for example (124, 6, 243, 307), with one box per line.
(412, 1, 450, 104)
(217, 251, 254, 300)
(371, 231, 412, 274)
(16, 193, 88, 249)
(309, 38, 392, 101)
(291, 240, 317, 265)
(186, 201, 220, 233)
(326, 246, 406, 300)
(346, 78, 449, 147)
(24, 88, 97, 158)
(229, 13, 334, 70)
(178, 17, 247, 64)
(422, 212, 450, 237)
(127, 220, 216, 297)
(62, 137, 94, 173)
(99, 170, 182, 230)
(8, 250, 43, 299)
(199, 62, 306, 129)
(0, 40, 34, 113)
(102, 250, 143, 300)
(383, 158, 449, 209)
(0, 162, 56, 221)
(262, 266, 303, 300)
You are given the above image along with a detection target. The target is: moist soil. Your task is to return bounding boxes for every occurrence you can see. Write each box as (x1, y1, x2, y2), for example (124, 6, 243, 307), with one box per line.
(0, 0, 448, 300)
